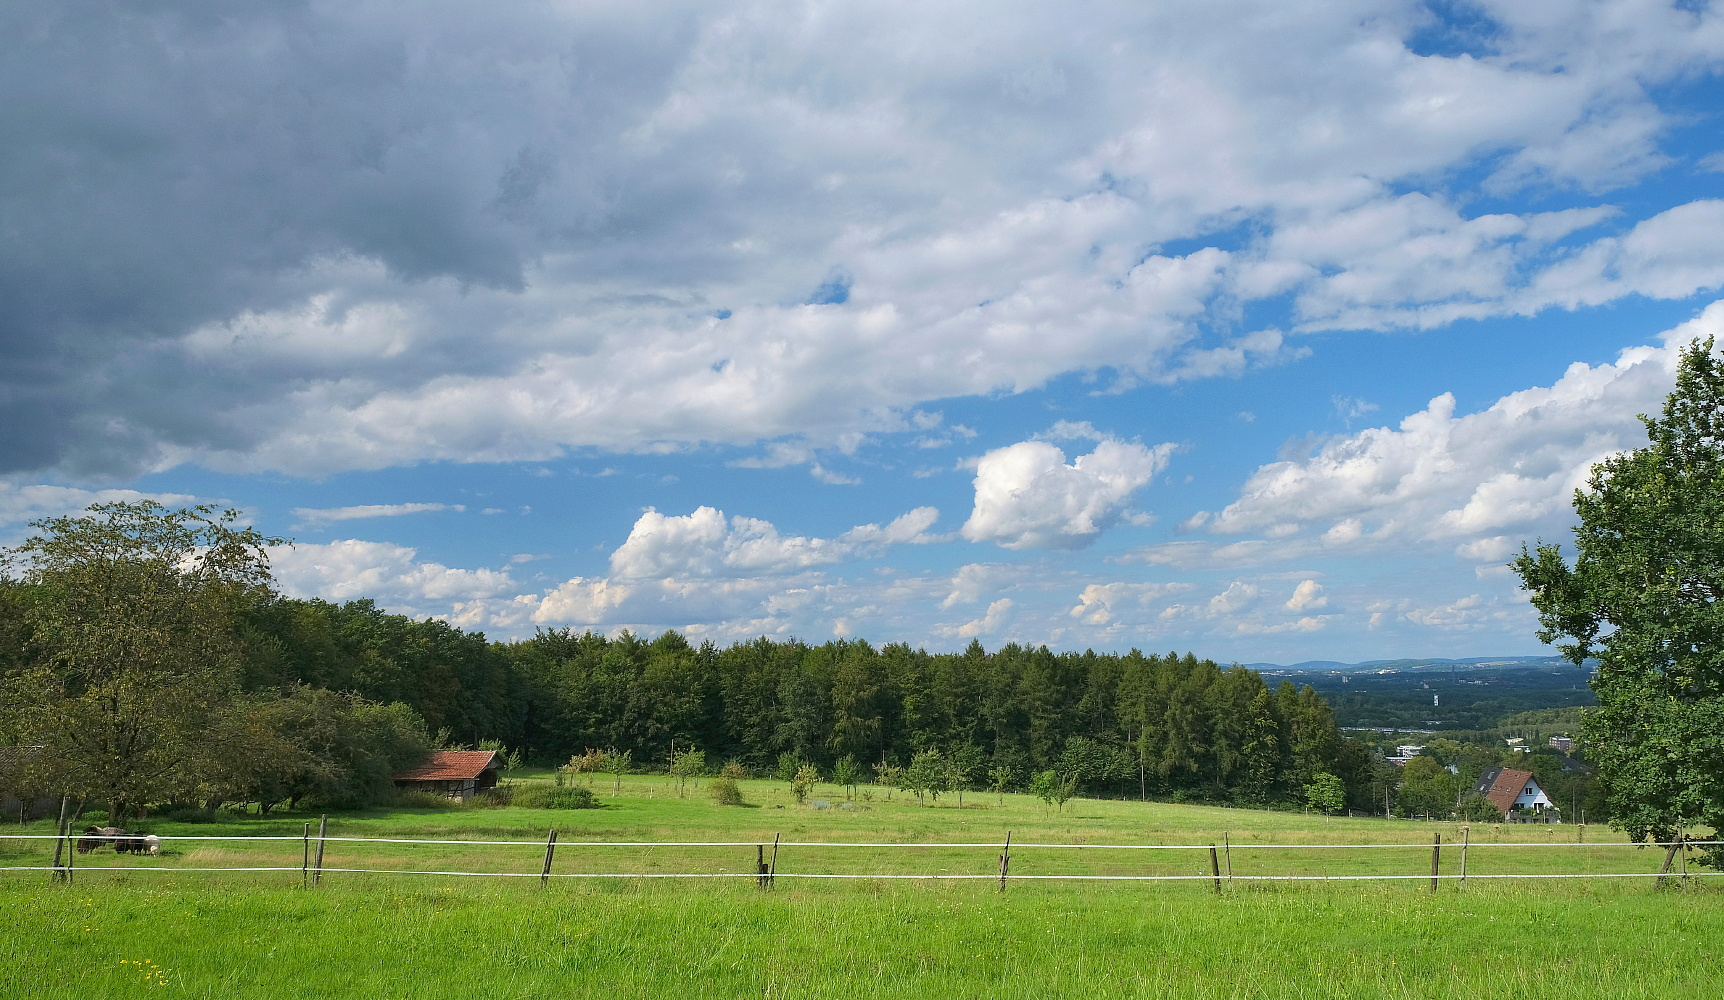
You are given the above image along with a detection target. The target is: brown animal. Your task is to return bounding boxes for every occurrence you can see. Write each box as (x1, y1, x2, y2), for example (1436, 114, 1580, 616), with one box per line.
(75, 826, 130, 854)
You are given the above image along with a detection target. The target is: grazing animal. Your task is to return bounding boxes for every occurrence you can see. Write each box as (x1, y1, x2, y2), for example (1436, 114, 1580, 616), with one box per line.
(143, 835, 161, 855)
(75, 826, 131, 854)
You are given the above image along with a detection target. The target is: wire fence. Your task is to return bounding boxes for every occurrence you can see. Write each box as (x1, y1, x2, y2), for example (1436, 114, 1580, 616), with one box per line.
(5, 828, 1719, 889)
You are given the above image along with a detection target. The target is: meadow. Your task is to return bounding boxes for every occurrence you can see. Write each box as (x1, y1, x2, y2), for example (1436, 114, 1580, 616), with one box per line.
(1, 772, 1719, 998)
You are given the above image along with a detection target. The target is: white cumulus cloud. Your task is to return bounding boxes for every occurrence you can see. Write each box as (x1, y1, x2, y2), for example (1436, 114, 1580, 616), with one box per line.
(961, 438, 1174, 549)
(609, 505, 941, 579)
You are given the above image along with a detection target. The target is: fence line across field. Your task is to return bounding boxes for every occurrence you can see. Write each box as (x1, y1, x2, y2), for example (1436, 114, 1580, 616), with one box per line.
(3, 864, 1717, 882)
(7, 833, 1715, 849)
(17, 824, 1716, 890)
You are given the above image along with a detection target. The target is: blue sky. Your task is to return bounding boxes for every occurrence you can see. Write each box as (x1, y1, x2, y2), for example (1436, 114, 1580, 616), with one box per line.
(5, 1, 1724, 662)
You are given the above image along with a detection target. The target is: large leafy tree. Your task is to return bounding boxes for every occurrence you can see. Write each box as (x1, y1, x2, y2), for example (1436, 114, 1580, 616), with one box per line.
(1514, 338, 1724, 862)
(2, 501, 280, 822)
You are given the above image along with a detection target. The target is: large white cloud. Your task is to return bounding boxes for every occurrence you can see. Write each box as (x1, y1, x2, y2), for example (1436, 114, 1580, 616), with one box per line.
(961, 437, 1174, 549)
(7, 1, 1724, 477)
(1167, 301, 1724, 573)
(609, 505, 940, 579)
(271, 540, 520, 611)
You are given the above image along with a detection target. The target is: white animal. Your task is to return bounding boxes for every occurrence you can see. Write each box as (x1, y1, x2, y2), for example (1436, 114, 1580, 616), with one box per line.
(143, 835, 161, 855)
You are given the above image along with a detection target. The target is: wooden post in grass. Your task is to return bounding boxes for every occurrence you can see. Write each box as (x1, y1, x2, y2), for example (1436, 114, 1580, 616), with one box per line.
(540, 828, 558, 886)
(1209, 845, 1222, 894)
(768, 832, 780, 889)
(313, 814, 328, 885)
(50, 797, 68, 883)
(1223, 832, 1233, 885)
(1679, 833, 1689, 887)
(1657, 841, 1679, 889)
(301, 823, 310, 889)
(1459, 826, 1469, 890)
(998, 831, 1011, 893)
(756, 845, 767, 888)
(1429, 833, 1441, 893)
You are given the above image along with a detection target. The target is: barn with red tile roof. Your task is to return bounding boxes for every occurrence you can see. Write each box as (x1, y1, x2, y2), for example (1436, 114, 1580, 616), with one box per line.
(393, 750, 502, 799)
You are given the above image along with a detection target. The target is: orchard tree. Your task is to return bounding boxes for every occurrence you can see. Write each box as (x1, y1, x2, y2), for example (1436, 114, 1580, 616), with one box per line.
(2, 502, 281, 823)
(1514, 338, 1724, 864)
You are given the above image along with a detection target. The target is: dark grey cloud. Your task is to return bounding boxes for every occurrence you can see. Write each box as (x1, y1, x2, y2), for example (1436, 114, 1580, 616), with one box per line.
(2, 0, 1719, 479)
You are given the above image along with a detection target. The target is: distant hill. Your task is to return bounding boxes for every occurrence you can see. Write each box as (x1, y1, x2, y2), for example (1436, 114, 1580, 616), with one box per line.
(1237, 656, 1595, 732)
(1242, 655, 1587, 673)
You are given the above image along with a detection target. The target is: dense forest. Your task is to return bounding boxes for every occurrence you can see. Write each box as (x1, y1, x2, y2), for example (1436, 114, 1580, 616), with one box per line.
(246, 602, 1371, 806)
(4, 502, 1586, 825)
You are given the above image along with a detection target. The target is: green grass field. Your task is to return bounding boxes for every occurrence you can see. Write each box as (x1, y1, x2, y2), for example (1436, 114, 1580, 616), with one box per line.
(1, 773, 1719, 998)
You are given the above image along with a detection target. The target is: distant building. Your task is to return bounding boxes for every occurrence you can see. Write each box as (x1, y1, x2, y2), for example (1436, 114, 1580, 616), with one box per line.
(1505, 737, 1528, 753)
(1472, 766, 1559, 823)
(1395, 745, 1425, 758)
(1549, 735, 1575, 752)
(393, 750, 502, 800)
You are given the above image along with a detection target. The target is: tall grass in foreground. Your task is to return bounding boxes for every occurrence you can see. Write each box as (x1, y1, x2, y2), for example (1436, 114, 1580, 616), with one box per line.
(1, 876, 1719, 999)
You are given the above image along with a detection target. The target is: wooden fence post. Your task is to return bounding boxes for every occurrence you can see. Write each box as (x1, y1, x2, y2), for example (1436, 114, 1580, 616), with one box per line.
(1429, 832, 1441, 893)
(1223, 832, 1232, 885)
(1679, 833, 1689, 887)
(756, 845, 767, 888)
(1209, 845, 1222, 894)
(302, 822, 310, 889)
(1657, 840, 1679, 889)
(50, 797, 68, 883)
(768, 832, 780, 890)
(998, 831, 1011, 893)
(540, 828, 558, 886)
(1459, 826, 1468, 890)
(313, 815, 327, 885)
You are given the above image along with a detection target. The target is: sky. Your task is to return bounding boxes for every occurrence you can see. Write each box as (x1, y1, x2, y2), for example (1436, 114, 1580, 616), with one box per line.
(4, 0, 1724, 662)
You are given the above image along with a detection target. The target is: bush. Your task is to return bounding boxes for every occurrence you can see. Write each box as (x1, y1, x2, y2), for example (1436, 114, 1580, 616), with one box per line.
(721, 762, 749, 780)
(396, 791, 463, 810)
(512, 784, 599, 810)
(709, 776, 745, 806)
(1457, 793, 1505, 822)
(791, 765, 819, 804)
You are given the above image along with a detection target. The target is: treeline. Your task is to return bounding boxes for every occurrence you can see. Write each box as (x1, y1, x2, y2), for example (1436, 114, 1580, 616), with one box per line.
(1, 502, 1379, 822)
(496, 629, 1375, 808)
(234, 601, 1377, 807)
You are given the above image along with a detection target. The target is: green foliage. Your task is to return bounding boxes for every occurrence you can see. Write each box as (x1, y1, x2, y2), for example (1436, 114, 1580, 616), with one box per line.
(477, 739, 523, 777)
(987, 764, 1015, 804)
(1303, 772, 1345, 815)
(790, 764, 818, 804)
(832, 755, 861, 800)
(1457, 793, 1505, 822)
(500, 632, 1352, 810)
(708, 776, 745, 806)
(396, 790, 465, 810)
(903, 749, 945, 805)
(1, 502, 282, 822)
(670, 747, 705, 798)
(1029, 769, 1076, 812)
(510, 784, 598, 809)
(1395, 757, 1459, 819)
(872, 760, 902, 801)
(1513, 338, 1724, 861)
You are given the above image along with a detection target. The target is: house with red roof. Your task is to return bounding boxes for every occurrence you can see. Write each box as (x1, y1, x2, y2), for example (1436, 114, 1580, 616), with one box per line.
(1471, 765, 1559, 823)
(393, 750, 503, 799)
